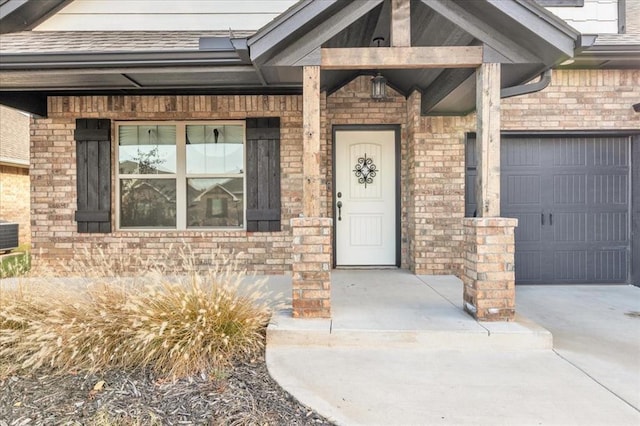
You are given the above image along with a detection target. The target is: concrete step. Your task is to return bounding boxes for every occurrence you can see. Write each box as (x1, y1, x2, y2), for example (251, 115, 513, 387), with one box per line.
(267, 309, 553, 351)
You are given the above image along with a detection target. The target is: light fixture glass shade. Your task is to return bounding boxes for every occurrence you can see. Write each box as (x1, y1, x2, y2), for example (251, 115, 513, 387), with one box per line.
(371, 73, 387, 100)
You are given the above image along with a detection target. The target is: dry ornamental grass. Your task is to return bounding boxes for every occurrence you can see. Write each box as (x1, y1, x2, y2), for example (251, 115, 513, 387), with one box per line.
(0, 245, 333, 425)
(1, 248, 270, 378)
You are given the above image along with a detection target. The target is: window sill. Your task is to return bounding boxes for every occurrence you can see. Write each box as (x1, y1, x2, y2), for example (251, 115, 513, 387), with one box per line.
(116, 227, 246, 232)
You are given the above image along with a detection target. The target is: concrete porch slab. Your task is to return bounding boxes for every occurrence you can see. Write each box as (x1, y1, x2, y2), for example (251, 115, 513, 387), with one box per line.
(267, 270, 552, 351)
(266, 346, 640, 426)
(266, 281, 640, 426)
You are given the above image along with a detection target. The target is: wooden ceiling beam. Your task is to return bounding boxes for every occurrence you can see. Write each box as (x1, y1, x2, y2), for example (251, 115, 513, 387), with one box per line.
(320, 46, 483, 70)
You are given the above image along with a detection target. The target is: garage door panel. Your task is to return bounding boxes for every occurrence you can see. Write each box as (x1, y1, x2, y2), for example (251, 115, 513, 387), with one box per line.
(591, 212, 628, 242)
(466, 134, 631, 285)
(554, 250, 588, 281)
(504, 139, 541, 166)
(515, 251, 541, 282)
(554, 138, 587, 166)
(513, 213, 542, 242)
(593, 138, 628, 167)
(592, 174, 628, 205)
(593, 250, 628, 282)
(553, 212, 587, 242)
(553, 174, 587, 204)
(506, 175, 541, 206)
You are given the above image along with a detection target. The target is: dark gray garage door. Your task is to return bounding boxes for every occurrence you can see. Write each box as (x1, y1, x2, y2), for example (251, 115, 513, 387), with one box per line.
(466, 135, 632, 285)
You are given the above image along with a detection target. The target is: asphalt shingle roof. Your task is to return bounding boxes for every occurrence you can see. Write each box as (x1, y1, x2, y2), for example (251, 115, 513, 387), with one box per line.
(593, 33, 640, 46)
(0, 30, 255, 54)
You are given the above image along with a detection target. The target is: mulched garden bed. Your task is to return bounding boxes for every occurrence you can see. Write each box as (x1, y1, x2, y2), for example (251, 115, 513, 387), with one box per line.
(0, 353, 334, 425)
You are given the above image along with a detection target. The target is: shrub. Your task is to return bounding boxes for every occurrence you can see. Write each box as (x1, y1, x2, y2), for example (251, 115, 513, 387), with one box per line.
(0, 247, 31, 278)
(0, 248, 272, 379)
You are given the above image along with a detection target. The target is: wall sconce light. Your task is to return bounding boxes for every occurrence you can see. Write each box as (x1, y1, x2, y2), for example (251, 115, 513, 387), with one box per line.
(633, 103, 640, 113)
(371, 72, 387, 100)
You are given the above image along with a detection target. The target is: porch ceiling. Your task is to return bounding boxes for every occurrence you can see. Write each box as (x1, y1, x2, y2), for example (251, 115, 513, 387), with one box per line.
(0, 0, 580, 116)
(251, 0, 580, 115)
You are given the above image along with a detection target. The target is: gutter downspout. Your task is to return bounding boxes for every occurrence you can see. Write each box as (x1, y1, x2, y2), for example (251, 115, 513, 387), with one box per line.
(500, 34, 596, 100)
(500, 69, 552, 99)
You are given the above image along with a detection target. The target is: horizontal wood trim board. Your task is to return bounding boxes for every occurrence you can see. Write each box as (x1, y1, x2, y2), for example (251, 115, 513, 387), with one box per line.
(75, 210, 110, 222)
(247, 129, 280, 140)
(74, 128, 110, 141)
(320, 46, 483, 70)
(246, 209, 280, 221)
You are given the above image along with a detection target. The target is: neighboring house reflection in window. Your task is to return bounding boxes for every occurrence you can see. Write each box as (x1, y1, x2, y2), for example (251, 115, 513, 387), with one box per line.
(117, 121, 245, 230)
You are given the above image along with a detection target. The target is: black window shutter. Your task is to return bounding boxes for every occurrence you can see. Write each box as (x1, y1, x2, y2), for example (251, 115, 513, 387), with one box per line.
(74, 118, 112, 233)
(246, 118, 281, 232)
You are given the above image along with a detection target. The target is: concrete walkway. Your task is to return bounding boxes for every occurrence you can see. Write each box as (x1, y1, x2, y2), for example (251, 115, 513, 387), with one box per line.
(266, 270, 640, 425)
(517, 285, 640, 411)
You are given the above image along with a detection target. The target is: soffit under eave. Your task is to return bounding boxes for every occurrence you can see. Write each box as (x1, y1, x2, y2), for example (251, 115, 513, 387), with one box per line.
(248, 0, 579, 115)
(249, 0, 385, 67)
(418, 0, 579, 115)
(421, 0, 579, 64)
(563, 47, 640, 69)
(250, 0, 578, 68)
(0, 0, 72, 34)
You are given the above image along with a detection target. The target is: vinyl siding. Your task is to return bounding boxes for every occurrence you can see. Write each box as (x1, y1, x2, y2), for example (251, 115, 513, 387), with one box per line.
(546, 0, 619, 34)
(0, 105, 29, 167)
(34, 0, 298, 32)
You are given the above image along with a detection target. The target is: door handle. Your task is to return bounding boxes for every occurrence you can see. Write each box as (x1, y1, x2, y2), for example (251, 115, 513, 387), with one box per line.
(337, 201, 342, 221)
(549, 213, 553, 226)
(541, 212, 545, 226)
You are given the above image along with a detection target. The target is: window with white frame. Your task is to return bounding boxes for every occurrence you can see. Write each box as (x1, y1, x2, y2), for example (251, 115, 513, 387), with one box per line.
(117, 121, 245, 229)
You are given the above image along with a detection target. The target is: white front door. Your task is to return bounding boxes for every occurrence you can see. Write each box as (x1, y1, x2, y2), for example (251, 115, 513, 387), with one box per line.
(335, 129, 396, 266)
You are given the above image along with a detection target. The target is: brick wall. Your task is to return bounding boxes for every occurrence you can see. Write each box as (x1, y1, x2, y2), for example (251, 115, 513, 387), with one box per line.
(503, 69, 640, 130)
(325, 76, 410, 267)
(0, 165, 30, 245)
(291, 217, 332, 318)
(31, 95, 303, 274)
(463, 218, 517, 321)
(403, 68, 639, 276)
(30, 69, 639, 276)
(407, 93, 472, 276)
(324, 76, 471, 276)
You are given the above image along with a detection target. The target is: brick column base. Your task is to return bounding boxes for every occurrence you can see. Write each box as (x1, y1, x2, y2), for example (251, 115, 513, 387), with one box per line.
(290, 217, 333, 318)
(463, 217, 518, 321)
